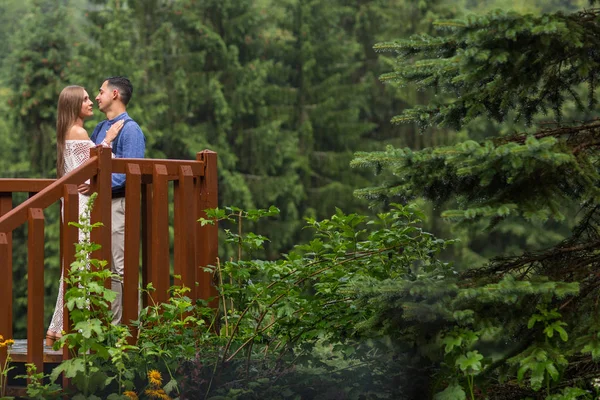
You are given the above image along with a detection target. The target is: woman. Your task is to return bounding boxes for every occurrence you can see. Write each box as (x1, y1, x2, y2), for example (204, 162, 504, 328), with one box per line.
(46, 85, 124, 346)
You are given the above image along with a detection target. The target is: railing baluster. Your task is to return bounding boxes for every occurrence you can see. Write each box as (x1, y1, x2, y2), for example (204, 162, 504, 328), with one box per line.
(151, 165, 169, 305)
(196, 151, 219, 306)
(27, 208, 44, 377)
(62, 184, 79, 371)
(89, 146, 112, 287)
(141, 182, 152, 307)
(0, 192, 11, 376)
(174, 165, 195, 292)
(123, 164, 141, 341)
(0, 232, 11, 370)
(0, 193, 13, 344)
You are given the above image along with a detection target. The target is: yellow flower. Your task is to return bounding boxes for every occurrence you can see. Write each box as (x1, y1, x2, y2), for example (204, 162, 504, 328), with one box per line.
(123, 391, 139, 400)
(147, 369, 163, 387)
(0, 337, 14, 348)
(157, 391, 171, 400)
(145, 388, 171, 399)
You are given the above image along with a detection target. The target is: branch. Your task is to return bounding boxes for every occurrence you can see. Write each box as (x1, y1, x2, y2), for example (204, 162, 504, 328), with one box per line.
(499, 119, 600, 145)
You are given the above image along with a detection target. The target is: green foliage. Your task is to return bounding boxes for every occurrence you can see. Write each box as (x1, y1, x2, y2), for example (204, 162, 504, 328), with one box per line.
(50, 194, 131, 397)
(434, 383, 466, 400)
(2, 0, 71, 337)
(186, 203, 457, 399)
(352, 132, 597, 226)
(20, 201, 456, 399)
(6, 0, 81, 176)
(545, 387, 591, 400)
(354, 2, 600, 399)
(0, 0, 467, 337)
(0, 337, 16, 400)
(3, 0, 598, 398)
(17, 363, 62, 400)
(375, 9, 600, 129)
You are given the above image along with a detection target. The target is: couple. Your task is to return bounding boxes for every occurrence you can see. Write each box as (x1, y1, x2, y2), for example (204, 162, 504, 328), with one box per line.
(46, 76, 146, 346)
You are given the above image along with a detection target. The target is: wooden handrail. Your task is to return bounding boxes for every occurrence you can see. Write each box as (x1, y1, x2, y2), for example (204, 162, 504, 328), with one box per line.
(0, 179, 54, 193)
(0, 155, 99, 233)
(112, 158, 205, 178)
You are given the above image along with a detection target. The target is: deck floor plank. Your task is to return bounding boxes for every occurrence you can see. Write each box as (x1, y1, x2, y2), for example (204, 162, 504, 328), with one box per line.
(9, 339, 63, 363)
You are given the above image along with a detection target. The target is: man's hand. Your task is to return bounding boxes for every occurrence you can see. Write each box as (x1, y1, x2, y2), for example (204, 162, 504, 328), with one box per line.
(78, 183, 92, 195)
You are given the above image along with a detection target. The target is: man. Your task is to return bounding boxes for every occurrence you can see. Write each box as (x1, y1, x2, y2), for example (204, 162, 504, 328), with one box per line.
(90, 76, 146, 324)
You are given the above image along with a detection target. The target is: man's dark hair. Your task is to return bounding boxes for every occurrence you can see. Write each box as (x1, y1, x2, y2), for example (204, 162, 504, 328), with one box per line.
(105, 76, 133, 106)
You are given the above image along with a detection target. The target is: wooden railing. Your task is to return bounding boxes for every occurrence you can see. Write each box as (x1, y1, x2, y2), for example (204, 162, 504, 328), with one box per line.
(0, 147, 218, 376)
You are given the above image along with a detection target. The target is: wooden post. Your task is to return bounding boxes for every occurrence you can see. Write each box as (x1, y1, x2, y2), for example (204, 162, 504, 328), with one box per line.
(151, 164, 169, 305)
(196, 151, 218, 306)
(123, 164, 141, 341)
(0, 233, 10, 371)
(89, 146, 112, 284)
(27, 208, 44, 377)
(174, 165, 195, 294)
(62, 184, 79, 372)
(141, 183, 152, 307)
(0, 193, 13, 344)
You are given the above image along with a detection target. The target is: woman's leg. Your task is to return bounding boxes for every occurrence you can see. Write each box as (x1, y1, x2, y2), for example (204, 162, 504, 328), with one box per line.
(46, 271, 64, 346)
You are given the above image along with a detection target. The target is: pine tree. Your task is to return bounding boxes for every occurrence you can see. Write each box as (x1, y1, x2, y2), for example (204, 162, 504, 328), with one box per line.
(353, 5, 600, 398)
(68, 0, 467, 259)
(3, 0, 84, 336)
(6, 0, 81, 176)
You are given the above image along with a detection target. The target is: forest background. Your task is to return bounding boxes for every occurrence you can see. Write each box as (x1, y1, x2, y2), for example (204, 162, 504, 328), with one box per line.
(0, 0, 585, 342)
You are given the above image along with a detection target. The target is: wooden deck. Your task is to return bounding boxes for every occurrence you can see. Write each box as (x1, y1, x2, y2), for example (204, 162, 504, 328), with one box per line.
(0, 150, 219, 394)
(9, 339, 63, 363)
(3, 340, 63, 397)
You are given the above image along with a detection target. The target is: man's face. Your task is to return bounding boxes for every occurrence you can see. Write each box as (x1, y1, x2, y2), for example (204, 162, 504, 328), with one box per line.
(79, 90, 93, 119)
(95, 80, 114, 113)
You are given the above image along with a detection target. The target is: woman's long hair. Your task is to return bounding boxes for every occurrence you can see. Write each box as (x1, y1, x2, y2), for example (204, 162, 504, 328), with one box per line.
(56, 86, 84, 178)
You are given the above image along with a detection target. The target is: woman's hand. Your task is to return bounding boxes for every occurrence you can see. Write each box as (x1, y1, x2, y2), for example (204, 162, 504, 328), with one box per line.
(77, 183, 92, 195)
(103, 119, 125, 146)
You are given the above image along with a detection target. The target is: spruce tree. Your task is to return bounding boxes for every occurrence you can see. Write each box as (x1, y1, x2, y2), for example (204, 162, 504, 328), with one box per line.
(6, 0, 80, 176)
(353, 4, 600, 398)
(3, 0, 83, 336)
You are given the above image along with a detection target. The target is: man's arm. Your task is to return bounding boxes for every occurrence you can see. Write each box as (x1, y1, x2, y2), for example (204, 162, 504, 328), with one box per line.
(117, 123, 145, 159)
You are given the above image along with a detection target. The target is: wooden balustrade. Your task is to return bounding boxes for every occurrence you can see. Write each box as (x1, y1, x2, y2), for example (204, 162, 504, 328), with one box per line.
(0, 148, 219, 373)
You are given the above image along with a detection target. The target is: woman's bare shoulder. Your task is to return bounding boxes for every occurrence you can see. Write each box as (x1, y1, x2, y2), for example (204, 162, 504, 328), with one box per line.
(65, 125, 90, 140)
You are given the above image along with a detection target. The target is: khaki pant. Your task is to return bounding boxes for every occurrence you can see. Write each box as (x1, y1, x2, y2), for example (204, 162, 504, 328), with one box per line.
(111, 197, 125, 324)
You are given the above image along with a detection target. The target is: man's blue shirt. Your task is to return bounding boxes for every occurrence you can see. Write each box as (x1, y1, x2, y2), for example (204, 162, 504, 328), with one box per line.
(90, 112, 146, 193)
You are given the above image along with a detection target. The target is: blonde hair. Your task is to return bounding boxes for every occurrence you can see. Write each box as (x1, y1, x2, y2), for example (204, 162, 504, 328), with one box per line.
(56, 86, 84, 177)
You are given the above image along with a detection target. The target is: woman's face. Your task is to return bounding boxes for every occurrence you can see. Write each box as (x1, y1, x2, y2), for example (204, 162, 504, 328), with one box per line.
(79, 90, 94, 119)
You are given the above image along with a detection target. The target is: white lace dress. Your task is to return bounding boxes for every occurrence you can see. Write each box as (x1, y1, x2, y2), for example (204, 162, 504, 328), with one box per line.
(47, 140, 98, 335)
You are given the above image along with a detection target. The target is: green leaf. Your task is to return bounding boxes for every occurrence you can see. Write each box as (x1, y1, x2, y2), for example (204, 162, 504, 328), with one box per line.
(434, 384, 466, 400)
(581, 338, 600, 360)
(545, 362, 559, 381)
(530, 362, 546, 391)
(442, 335, 462, 354)
(455, 350, 483, 374)
(163, 378, 178, 394)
